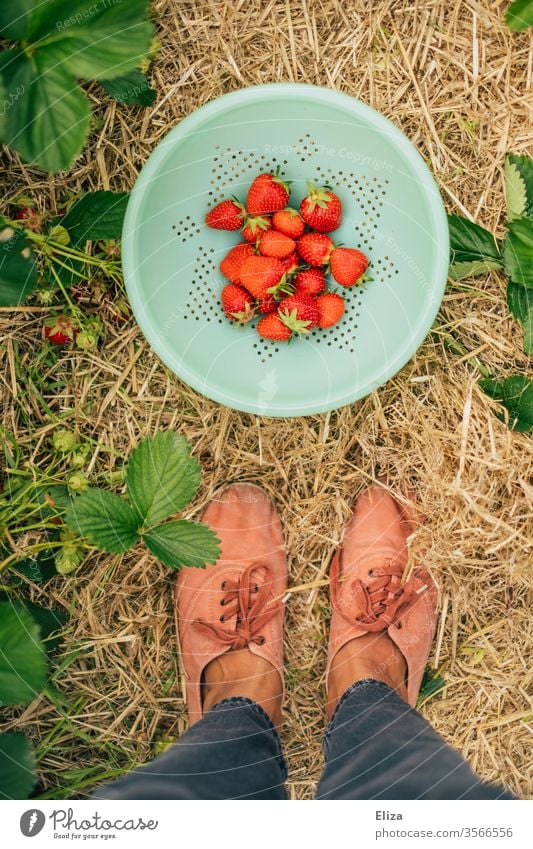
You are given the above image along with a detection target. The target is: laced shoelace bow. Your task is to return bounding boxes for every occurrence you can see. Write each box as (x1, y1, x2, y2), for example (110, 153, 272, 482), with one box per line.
(342, 557, 428, 632)
(194, 563, 281, 649)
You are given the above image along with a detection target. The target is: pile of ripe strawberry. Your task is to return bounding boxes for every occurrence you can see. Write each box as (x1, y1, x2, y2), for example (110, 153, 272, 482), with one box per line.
(205, 171, 369, 341)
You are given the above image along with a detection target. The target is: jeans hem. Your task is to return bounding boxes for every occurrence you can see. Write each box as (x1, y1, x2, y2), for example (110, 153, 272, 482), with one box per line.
(323, 678, 395, 755)
(208, 696, 288, 781)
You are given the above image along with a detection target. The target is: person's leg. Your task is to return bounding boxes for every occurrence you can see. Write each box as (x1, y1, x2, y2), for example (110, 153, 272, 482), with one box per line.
(320, 482, 516, 800)
(95, 696, 287, 800)
(318, 679, 515, 799)
(95, 483, 288, 800)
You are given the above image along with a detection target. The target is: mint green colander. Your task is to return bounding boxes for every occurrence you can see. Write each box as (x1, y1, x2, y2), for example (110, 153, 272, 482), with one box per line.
(122, 83, 448, 416)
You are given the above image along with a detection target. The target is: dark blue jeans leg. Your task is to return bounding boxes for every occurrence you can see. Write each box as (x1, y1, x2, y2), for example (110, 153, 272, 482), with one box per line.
(317, 679, 516, 800)
(94, 697, 288, 800)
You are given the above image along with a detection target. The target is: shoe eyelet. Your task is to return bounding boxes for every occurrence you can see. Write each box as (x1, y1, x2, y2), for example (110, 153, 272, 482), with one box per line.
(257, 635, 265, 645)
(253, 584, 260, 593)
(221, 581, 227, 591)
(220, 598, 226, 606)
(396, 621, 402, 630)
(219, 614, 225, 623)
(368, 569, 374, 577)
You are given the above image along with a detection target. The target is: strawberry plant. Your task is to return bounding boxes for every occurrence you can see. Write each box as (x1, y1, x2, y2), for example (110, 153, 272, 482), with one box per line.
(66, 432, 220, 570)
(0, 1, 155, 172)
(505, 0, 533, 30)
(447, 152, 533, 431)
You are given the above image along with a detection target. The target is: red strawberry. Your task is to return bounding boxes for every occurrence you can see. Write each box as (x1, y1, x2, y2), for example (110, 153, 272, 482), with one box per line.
(220, 243, 255, 284)
(294, 268, 326, 297)
(257, 313, 292, 342)
(239, 255, 285, 299)
(258, 229, 296, 259)
(246, 172, 290, 215)
(206, 199, 245, 231)
(330, 247, 369, 286)
(296, 232, 334, 266)
(15, 206, 41, 231)
(300, 183, 342, 232)
(43, 314, 79, 346)
(272, 208, 305, 239)
(278, 293, 319, 334)
(221, 283, 255, 324)
(257, 294, 278, 314)
(241, 215, 271, 243)
(315, 292, 345, 328)
(281, 250, 300, 277)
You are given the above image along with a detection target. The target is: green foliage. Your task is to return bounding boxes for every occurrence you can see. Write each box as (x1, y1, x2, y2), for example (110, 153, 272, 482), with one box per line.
(0, 1, 154, 171)
(479, 375, 533, 432)
(59, 191, 130, 246)
(416, 669, 446, 708)
(66, 433, 220, 570)
(505, 0, 533, 31)
(0, 601, 47, 705)
(144, 520, 222, 569)
(504, 218, 533, 287)
(0, 227, 38, 305)
(447, 154, 533, 427)
(0, 732, 37, 800)
(101, 69, 156, 106)
(126, 432, 201, 526)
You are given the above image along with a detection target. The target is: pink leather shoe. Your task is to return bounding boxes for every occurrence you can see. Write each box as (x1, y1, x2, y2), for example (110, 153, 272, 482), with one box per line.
(176, 483, 287, 724)
(327, 483, 438, 706)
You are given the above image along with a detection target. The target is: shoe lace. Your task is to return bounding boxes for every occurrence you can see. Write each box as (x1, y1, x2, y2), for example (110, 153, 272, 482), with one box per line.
(193, 563, 281, 649)
(347, 557, 428, 632)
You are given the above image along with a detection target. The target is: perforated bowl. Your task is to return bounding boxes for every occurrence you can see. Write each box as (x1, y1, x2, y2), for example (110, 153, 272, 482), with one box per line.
(122, 83, 448, 416)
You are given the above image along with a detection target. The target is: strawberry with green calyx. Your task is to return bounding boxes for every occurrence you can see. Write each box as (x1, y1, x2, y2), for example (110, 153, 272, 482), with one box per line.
(296, 232, 334, 266)
(70, 443, 91, 469)
(294, 267, 326, 297)
(241, 215, 271, 243)
(315, 292, 345, 328)
(206, 198, 246, 231)
(67, 472, 90, 493)
(239, 255, 286, 300)
(52, 428, 78, 453)
(258, 229, 296, 258)
(272, 208, 305, 239)
(221, 283, 255, 324)
(257, 313, 293, 342)
(330, 247, 369, 287)
(246, 170, 291, 215)
(220, 242, 255, 284)
(55, 530, 84, 575)
(278, 293, 320, 334)
(43, 314, 79, 346)
(300, 182, 342, 232)
(35, 285, 57, 305)
(13, 198, 41, 232)
(76, 330, 99, 351)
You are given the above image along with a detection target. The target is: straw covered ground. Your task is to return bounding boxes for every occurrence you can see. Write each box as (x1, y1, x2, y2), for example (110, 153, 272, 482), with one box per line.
(1, 0, 532, 799)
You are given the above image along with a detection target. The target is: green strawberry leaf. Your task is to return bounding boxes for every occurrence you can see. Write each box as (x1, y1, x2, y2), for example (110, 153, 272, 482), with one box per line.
(504, 218, 533, 287)
(66, 490, 139, 553)
(26, 0, 154, 82)
(507, 153, 533, 220)
(448, 259, 502, 280)
(60, 191, 130, 245)
(505, 158, 528, 220)
(447, 214, 503, 270)
(2, 51, 91, 173)
(0, 2, 35, 40)
(0, 602, 47, 706)
(100, 69, 156, 106)
(0, 227, 38, 306)
(143, 520, 220, 570)
(522, 306, 533, 354)
(505, 0, 533, 31)
(126, 432, 201, 527)
(0, 733, 37, 800)
(506, 279, 533, 322)
(479, 375, 533, 432)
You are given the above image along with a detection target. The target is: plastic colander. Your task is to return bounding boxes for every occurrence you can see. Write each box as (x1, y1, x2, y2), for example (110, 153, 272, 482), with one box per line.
(122, 83, 449, 416)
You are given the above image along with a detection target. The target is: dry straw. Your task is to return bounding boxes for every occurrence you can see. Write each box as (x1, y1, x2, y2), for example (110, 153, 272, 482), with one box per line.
(0, 0, 532, 799)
